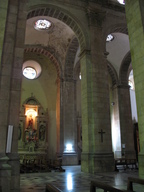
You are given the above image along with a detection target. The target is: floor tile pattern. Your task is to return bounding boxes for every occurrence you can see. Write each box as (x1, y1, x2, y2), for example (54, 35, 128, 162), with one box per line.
(20, 166, 144, 192)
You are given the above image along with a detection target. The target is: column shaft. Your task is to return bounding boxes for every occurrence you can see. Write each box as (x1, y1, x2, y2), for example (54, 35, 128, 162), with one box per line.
(62, 80, 78, 165)
(117, 85, 135, 159)
(125, 0, 144, 178)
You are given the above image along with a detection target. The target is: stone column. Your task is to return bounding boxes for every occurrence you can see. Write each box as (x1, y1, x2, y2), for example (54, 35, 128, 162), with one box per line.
(0, 0, 27, 191)
(117, 84, 135, 159)
(125, 0, 144, 178)
(56, 78, 64, 156)
(81, 8, 114, 173)
(0, 1, 9, 67)
(62, 79, 78, 165)
(111, 86, 121, 158)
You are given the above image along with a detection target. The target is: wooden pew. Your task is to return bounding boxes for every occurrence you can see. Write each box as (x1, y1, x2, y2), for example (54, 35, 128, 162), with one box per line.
(127, 177, 144, 191)
(90, 180, 130, 192)
(115, 158, 127, 171)
(115, 158, 137, 171)
(46, 184, 62, 192)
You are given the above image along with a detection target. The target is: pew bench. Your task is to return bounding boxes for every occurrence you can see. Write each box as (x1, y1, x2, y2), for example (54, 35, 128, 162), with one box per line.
(90, 180, 132, 192)
(46, 184, 62, 192)
(115, 158, 137, 171)
(127, 177, 144, 191)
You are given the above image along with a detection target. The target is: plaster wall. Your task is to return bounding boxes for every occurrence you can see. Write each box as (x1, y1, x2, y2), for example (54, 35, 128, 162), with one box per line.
(21, 57, 57, 158)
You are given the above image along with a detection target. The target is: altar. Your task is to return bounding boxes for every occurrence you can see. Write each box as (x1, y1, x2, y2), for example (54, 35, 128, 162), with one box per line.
(18, 96, 48, 162)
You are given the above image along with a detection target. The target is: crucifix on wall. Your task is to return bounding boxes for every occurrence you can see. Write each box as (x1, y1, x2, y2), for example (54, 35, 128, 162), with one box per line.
(98, 129, 105, 143)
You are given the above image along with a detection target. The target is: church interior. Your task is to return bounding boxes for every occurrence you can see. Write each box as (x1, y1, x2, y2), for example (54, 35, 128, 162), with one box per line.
(0, 0, 144, 191)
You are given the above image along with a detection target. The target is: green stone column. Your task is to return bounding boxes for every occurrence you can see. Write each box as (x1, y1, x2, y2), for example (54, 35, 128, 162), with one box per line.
(117, 84, 136, 159)
(125, 0, 144, 178)
(0, 0, 9, 69)
(0, 0, 27, 191)
(62, 79, 78, 165)
(0, 1, 12, 191)
(56, 78, 64, 156)
(81, 8, 114, 173)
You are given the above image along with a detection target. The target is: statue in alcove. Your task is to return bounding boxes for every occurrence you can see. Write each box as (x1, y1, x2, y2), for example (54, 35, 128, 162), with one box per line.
(18, 96, 48, 154)
(25, 115, 37, 143)
(39, 124, 46, 141)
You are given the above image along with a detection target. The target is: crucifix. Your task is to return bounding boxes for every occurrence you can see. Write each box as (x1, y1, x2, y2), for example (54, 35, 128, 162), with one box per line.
(98, 129, 105, 143)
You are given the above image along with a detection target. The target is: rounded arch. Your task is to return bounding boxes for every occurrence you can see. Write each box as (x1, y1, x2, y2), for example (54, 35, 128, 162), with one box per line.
(26, 5, 87, 52)
(119, 51, 131, 85)
(103, 23, 128, 43)
(74, 60, 80, 80)
(24, 47, 62, 78)
(64, 37, 79, 80)
(107, 62, 118, 87)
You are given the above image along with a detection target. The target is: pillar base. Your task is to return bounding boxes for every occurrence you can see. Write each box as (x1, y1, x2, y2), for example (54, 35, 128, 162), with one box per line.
(7, 153, 20, 192)
(81, 152, 115, 173)
(138, 152, 144, 179)
(62, 152, 78, 165)
(0, 153, 11, 192)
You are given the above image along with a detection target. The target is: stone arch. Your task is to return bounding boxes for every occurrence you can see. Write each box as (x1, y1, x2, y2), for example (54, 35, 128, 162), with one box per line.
(27, 6, 87, 52)
(74, 60, 80, 80)
(23, 95, 41, 105)
(103, 23, 128, 44)
(74, 60, 118, 86)
(64, 37, 79, 80)
(119, 51, 131, 85)
(106, 23, 128, 35)
(24, 47, 62, 78)
(107, 62, 118, 87)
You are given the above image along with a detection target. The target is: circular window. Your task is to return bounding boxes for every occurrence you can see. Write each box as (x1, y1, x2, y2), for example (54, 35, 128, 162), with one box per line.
(106, 34, 114, 42)
(34, 19, 51, 30)
(22, 60, 42, 80)
(117, 0, 125, 5)
(23, 67, 37, 79)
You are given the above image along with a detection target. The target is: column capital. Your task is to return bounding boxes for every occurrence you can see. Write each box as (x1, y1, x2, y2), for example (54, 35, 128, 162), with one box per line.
(86, 7, 106, 28)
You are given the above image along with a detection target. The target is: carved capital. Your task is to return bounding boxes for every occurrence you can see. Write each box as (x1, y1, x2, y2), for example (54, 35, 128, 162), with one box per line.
(86, 7, 106, 27)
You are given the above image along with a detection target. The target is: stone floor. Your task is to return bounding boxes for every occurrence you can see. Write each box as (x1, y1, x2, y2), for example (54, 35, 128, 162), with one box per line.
(20, 166, 144, 192)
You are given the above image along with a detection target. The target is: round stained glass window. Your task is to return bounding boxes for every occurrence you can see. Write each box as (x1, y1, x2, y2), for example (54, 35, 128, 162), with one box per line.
(34, 19, 51, 30)
(117, 0, 125, 5)
(106, 34, 114, 42)
(23, 67, 37, 79)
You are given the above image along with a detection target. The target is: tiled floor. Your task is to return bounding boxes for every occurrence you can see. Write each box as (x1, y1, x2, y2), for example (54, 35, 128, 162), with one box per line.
(20, 166, 144, 192)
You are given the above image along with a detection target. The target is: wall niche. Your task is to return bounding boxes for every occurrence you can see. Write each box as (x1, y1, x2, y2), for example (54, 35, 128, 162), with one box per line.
(18, 96, 48, 160)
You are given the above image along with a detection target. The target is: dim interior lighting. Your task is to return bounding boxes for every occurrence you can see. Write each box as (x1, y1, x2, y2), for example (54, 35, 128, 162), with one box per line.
(25, 109, 37, 117)
(66, 144, 72, 152)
